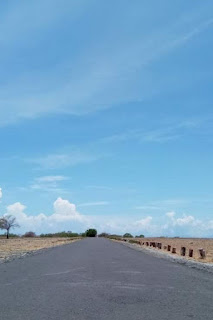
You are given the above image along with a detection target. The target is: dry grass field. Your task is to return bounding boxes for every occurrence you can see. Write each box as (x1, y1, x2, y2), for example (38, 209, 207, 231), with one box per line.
(129, 237, 213, 263)
(0, 237, 80, 262)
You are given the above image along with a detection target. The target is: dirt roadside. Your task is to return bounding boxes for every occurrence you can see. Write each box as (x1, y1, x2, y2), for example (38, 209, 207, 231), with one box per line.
(0, 237, 81, 263)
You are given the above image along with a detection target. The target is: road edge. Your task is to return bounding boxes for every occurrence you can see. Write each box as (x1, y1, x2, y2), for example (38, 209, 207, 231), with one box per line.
(111, 239, 213, 274)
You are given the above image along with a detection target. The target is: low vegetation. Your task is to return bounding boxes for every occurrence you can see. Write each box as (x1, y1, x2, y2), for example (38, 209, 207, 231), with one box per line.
(40, 231, 80, 238)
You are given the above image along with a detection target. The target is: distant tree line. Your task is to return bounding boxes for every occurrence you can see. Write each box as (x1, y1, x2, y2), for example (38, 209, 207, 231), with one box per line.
(0, 215, 99, 239)
(40, 231, 80, 238)
(98, 232, 144, 239)
(0, 215, 144, 240)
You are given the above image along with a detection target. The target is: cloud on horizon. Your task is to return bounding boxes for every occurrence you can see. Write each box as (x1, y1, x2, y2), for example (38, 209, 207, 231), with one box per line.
(1, 197, 213, 237)
(3, 198, 88, 234)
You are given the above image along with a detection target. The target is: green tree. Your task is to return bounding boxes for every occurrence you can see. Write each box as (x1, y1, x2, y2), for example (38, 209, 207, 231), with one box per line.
(123, 233, 133, 238)
(85, 229, 97, 237)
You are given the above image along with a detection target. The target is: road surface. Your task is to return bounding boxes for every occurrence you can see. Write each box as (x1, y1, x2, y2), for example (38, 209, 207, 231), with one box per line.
(0, 238, 212, 320)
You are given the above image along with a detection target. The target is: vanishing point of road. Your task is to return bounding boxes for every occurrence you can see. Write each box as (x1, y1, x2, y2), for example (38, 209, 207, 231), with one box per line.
(0, 238, 212, 320)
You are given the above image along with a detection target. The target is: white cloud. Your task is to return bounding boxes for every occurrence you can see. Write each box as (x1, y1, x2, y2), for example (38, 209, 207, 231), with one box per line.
(0, 188, 2, 199)
(4, 197, 88, 233)
(52, 197, 84, 222)
(134, 216, 153, 227)
(166, 211, 176, 218)
(35, 176, 68, 183)
(2, 197, 213, 237)
(93, 215, 158, 236)
(165, 211, 201, 227)
(175, 215, 196, 226)
(163, 211, 212, 237)
(98, 212, 213, 237)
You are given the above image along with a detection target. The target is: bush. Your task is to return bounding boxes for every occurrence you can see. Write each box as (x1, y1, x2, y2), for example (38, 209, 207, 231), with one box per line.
(80, 232, 86, 237)
(123, 233, 133, 238)
(40, 231, 79, 238)
(0, 233, 19, 238)
(108, 234, 122, 240)
(129, 239, 141, 244)
(23, 231, 36, 237)
(98, 232, 109, 237)
(85, 229, 97, 237)
(135, 234, 145, 238)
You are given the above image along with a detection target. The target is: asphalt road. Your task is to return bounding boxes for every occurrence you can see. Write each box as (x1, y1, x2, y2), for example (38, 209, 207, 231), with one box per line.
(0, 238, 212, 320)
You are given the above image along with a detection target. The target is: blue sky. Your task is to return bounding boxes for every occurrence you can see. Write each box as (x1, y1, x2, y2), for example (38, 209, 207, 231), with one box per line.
(0, 0, 213, 236)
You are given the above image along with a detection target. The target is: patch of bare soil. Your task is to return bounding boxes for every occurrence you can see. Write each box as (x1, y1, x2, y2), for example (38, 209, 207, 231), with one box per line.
(0, 237, 80, 263)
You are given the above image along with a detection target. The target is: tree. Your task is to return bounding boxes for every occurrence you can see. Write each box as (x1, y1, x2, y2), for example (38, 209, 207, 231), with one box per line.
(85, 229, 97, 237)
(0, 215, 19, 239)
(123, 233, 133, 238)
(135, 234, 145, 238)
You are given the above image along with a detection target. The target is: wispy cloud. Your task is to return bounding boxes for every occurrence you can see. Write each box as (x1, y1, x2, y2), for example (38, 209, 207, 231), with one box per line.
(29, 175, 70, 194)
(30, 184, 68, 194)
(28, 151, 100, 169)
(135, 199, 189, 211)
(77, 201, 109, 208)
(102, 119, 202, 144)
(0, 3, 212, 125)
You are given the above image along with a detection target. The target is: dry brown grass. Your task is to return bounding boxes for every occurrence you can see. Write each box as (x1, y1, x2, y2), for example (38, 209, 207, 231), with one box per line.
(131, 237, 213, 263)
(0, 237, 80, 262)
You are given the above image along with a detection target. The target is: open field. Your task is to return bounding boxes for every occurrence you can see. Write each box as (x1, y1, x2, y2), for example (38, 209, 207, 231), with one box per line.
(125, 237, 213, 263)
(0, 237, 80, 263)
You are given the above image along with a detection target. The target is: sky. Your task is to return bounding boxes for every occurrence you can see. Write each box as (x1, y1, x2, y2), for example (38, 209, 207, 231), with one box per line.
(0, 0, 213, 237)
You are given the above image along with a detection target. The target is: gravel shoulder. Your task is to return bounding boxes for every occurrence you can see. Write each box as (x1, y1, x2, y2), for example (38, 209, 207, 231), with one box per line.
(0, 238, 80, 264)
(117, 240, 213, 274)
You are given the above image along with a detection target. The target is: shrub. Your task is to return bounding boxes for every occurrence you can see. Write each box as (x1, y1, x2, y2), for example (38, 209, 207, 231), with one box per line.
(80, 232, 86, 237)
(135, 234, 145, 238)
(129, 239, 141, 244)
(0, 233, 19, 238)
(23, 231, 36, 237)
(98, 232, 109, 237)
(108, 234, 122, 240)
